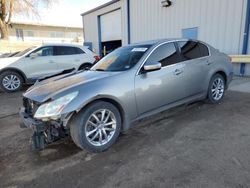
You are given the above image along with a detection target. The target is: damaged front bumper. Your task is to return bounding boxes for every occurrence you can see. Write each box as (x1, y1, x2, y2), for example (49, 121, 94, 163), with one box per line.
(19, 108, 69, 150)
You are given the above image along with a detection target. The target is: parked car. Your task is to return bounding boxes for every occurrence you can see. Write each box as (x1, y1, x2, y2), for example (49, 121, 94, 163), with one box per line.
(20, 39, 233, 152)
(0, 44, 99, 92)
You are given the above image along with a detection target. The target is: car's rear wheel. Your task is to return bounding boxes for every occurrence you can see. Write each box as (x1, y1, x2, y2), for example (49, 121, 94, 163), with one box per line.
(0, 71, 24, 92)
(207, 74, 225, 104)
(70, 101, 121, 152)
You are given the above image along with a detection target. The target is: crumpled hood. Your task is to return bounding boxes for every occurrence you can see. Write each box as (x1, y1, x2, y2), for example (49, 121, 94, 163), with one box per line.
(0, 57, 21, 69)
(24, 71, 119, 103)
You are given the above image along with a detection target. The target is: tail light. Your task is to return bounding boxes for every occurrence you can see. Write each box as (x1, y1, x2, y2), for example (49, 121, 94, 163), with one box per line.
(94, 55, 100, 62)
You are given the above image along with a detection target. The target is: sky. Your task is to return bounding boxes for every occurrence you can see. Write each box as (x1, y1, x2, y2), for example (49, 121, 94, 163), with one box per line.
(13, 0, 111, 27)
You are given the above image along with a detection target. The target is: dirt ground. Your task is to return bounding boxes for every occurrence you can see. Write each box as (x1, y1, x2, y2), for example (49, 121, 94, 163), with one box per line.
(0, 77, 250, 188)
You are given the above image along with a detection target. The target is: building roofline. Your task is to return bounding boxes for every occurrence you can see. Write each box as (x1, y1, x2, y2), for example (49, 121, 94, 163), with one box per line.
(11, 22, 83, 29)
(81, 0, 120, 16)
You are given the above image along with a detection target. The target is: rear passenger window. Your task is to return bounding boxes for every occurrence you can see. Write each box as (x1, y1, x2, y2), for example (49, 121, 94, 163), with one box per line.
(178, 41, 200, 60)
(198, 43, 209, 57)
(178, 41, 209, 60)
(54, 46, 85, 56)
(146, 43, 182, 67)
(75, 47, 85, 54)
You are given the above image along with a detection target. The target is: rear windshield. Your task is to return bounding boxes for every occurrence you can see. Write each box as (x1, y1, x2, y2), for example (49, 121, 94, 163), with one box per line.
(91, 45, 152, 72)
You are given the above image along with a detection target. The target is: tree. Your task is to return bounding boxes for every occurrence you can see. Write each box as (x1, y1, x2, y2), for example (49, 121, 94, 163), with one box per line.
(0, 0, 51, 39)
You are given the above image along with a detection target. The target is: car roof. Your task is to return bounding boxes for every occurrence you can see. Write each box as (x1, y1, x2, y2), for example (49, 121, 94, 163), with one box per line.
(41, 43, 84, 48)
(130, 38, 204, 46)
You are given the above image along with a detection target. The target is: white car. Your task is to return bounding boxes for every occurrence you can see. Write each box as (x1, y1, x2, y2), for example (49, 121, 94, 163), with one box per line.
(0, 44, 99, 92)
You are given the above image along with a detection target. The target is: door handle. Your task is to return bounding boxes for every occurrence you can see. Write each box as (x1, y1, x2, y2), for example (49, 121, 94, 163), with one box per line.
(49, 60, 55, 63)
(174, 69, 183, 75)
(74, 59, 80, 62)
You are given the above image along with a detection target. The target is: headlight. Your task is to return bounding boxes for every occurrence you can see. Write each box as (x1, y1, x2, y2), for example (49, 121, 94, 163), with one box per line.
(34, 91, 79, 119)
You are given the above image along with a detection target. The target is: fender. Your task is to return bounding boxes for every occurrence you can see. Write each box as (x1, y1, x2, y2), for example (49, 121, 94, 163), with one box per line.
(0, 67, 28, 83)
(77, 94, 131, 132)
(207, 69, 228, 92)
(61, 93, 131, 132)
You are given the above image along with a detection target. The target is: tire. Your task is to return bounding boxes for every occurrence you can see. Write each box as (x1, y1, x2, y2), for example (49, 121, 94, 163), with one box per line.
(79, 63, 92, 71)
(0, 71, 24, 92)
(70, 101, 121, 152)
(207, 74, 225, 104)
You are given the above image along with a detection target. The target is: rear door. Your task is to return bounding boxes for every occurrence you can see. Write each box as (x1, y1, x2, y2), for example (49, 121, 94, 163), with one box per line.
(134, 42, 187, 115)
(53, 46, 92, 72)
(177, 41, 210, 95)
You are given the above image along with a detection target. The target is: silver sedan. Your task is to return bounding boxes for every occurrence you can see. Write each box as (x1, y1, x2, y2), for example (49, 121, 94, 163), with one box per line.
(20, 39, 233, 152)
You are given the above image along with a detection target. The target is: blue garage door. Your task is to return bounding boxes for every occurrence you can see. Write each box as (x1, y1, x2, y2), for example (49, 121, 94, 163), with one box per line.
(182, 27, 198, 39)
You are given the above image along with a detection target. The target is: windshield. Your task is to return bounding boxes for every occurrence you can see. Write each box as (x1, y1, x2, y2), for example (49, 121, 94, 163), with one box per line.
(13, 46, 36, 57)
(91, 45, 152, 72)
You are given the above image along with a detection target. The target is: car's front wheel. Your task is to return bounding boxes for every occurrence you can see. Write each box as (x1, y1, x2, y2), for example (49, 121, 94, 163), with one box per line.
(70, 101, 121, 152)
(0, 71, 24, 92)
(207, 74, 225, 104)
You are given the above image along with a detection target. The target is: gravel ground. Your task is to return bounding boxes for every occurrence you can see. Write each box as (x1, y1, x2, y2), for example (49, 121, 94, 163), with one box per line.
(0, 77, 250, 188)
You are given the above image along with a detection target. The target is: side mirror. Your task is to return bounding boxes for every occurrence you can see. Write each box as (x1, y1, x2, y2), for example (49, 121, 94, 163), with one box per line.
(30, 53, 38, 59)
(143, 61, 162, 72)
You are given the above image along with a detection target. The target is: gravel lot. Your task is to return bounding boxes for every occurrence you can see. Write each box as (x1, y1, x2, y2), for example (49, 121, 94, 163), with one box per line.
(0, 77, 250, 188)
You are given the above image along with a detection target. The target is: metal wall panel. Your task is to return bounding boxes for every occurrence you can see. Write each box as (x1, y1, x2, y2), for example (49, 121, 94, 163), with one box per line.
(129, 0, 246, 54)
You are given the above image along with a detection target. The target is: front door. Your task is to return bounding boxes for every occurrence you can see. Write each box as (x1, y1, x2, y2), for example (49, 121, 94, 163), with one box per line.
(22, 46, 58, 79)
(53, 46, 85, 72)
(135, 42, 187, 115)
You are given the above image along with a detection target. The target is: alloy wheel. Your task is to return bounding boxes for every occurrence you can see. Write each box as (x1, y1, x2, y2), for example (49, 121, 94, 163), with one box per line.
(211, 77, 224, 101)
(85, 109, 117, 146)
(2, 74, 21, 91)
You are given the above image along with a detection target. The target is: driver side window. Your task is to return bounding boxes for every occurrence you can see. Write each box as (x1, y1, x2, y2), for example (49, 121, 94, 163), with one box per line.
(146, 42, 182, 67)
(30, 46, 53, 57)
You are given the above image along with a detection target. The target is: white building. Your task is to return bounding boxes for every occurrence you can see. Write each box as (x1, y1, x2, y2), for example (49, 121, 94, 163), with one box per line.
(9, 22, 83, 43)
(81, 0, 250, 75)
